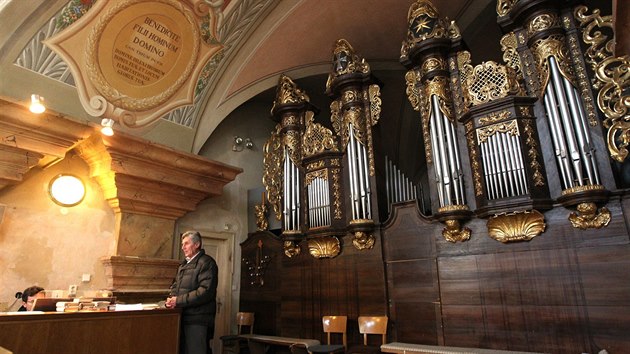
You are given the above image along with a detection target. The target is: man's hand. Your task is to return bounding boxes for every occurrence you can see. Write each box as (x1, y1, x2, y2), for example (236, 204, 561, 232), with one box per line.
(165, 296, 177, 308)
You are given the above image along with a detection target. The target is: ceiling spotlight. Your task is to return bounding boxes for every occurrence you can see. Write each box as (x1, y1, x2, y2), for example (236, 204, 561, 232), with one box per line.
(29, 94, 46, 114)
(101, 118, 115, 136)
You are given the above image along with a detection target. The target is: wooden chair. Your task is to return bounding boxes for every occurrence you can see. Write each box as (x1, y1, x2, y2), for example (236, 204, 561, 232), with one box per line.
(347, 316, 388, 354)
(221, 312, 255, 354)
(308, 315, 347, 354)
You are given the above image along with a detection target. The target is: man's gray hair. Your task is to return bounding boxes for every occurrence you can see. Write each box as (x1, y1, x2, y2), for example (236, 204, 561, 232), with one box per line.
(182, 230, 202, 246)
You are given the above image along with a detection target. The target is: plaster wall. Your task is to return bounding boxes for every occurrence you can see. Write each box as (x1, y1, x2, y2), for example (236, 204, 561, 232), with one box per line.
(0, 153, 115, 310)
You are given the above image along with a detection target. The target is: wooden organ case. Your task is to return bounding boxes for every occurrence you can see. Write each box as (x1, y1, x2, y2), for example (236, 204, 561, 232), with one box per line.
(241, 0, 629, 353)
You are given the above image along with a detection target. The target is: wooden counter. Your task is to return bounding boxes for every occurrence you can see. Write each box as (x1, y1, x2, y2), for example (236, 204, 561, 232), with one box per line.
(0, 309, 180, 354)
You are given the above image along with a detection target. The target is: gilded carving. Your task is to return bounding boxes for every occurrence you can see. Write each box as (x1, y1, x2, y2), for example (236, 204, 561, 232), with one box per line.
(254, 199, 268, 231)
(284, 240, 301, 258)
(519, 106, 530, 116)
(527, 13, 559, 37)
(282, 113, 300, 127)
(466, 61, 523, 106)
(500, 32, 524, 87)
(487, 210, 546, 243)
(302, 111, 338, 158)
(307, 161, 325, 171)
(425, 76, 453, 120)
(442, 219, 471, 243)
(420, 85, 433, 164)
(284, 130, 302, 166)
(479, 110, 513, 125)
(568, 202, 611, 230)
(331, 168, 342, 219)
(567, 35, 598, 126)
(262, 124, 284, 220)
(308, 237, 341, 258)
(368, 84, 382, 126)
(272, 75, 310, 113)
(327, 39, 370, 91)
(342, 89, 360, 106)
(524, 119, 545, 186)
(561, 184, 605, 196)
(575, 6, 630, 162)
(448, 20, 461, 39)
(352, 231, 375, 250)
(405, 70, 422, 111)
(477, 120, 519, 144)
(496, 0, 518, 17)
(422, 57, 447, 76)
(305, 169, 327, 186)
(530, 34, 576, 93)
(466, 121, 483, 196)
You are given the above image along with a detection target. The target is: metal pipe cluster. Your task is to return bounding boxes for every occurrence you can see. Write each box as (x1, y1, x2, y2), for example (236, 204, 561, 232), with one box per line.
(543, 56, 600, 189)
(307, 177, 331, 228)
(480, 128, 528, 200)
(283, 149, 301, 232)
(347, 124, 372, 220)
(429, 95, 465, 207)
(385, 156, 420, 213)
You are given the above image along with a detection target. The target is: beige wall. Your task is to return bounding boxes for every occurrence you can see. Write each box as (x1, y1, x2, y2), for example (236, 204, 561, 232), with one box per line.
(0, 153, 116, 310)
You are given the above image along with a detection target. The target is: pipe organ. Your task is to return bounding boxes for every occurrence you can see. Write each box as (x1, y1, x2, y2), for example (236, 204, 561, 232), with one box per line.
(262, 0, 625, 254)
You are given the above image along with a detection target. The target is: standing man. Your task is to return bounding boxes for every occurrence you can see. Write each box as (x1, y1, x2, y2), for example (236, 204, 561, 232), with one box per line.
(166, 230, 218, 354)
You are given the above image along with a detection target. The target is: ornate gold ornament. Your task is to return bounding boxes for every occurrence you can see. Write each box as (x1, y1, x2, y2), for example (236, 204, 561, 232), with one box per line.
(405, 69, 422, 111)
(284, 240, 301, 258)
(262, 124, 284, 220)
(307, 161, 325, 171)
(425, 76, 454, 120)
(487, 209, 546, 243)
(448, 20, 461, 39)
(575, 6, 630, 162)
(500, 32, 524, 84)
(352, 231, 375, 250)
(302, 111, 338, 158)
(477, 120, 519, 143)
(308, 237, 341, 258)
(442, 219, 471, 243)
(519, 106, 531, 116)
(567, 35, 598, 127)
(271, 74, 310, 113)
(437, 204, 469, 213)
(527, 13, 560, 37)
(479, 110, 513, 125)
(568, 202, 611, 230)
(281, 113, 300, 127)
(284, 130, 302, 166)
(305, 169, 327, 186)
(420, 85, 433, 164)
(524, 119, 545, 186)
(331, 168, 342, 219)
(561, 183, 605, 196)
(530, 34, 576, 93)
(496, 0, 518, 17)
(254, 197, 269, 231)
(367, 84, 381, 177)
(422, 57, 447, 76)
(465, 61, 523, 106)
(465, 121, 483, 196)
(327, 39, 370, 91)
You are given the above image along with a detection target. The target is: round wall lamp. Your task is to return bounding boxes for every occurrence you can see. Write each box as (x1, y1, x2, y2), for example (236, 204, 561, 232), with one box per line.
(48, 174, 86, 207)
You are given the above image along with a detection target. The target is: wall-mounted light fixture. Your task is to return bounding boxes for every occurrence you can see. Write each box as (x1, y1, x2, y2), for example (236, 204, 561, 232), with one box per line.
(29, 94, 46, 114)
(48, 174, 86, 207)
(101, 118, 115, 136)
(232, 136, 254, 152)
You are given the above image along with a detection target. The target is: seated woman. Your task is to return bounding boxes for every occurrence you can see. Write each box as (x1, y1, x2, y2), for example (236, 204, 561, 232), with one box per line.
(18, 286, 45, 311)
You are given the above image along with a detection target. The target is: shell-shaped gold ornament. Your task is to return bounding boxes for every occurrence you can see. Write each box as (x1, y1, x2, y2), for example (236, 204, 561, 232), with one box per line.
(487, 210, 546, 243)
(308, 237, 341, 258)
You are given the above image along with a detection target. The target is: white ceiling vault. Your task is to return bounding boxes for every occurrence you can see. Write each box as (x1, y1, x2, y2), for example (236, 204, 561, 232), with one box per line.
(0, 0, 495, 153)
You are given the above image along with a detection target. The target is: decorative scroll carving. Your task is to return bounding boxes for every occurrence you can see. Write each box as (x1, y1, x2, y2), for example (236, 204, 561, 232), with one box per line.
(326, 39, 370, 91)
(465, 61, 523, 106)
(262, 124, 284, 220)
(308, 237, 341, 258)
(367, 84, 381, 176)
(530, 34, 576, 92)
(242, 239, 272, 287)
(524, 119, 545, 186)
(400, 0, 449, 61)
(527, 13, 560, 37)
(496, 0, 518, 17)
(307, 161, 325, 172)
(271, 74, 310, 112)
(466, 121, 483, 196)
(500, 32, 524, 90)
(302, 111, 338, 158)
(283, 240, 301, 258)
(284, 130, 302, 166)
(352, 231, 375, 250)
(567, 34, 598, 127)
(305, 169, 327, 186)
(442, 219, 471, 243)
(479, 110, 513, 125)
(254, 197, 268, 231)
(425, 76, 453, 120)
(568, 202, 611, 230)
(422, 57, 447, 76)
(331, 168, 342, 219)
(487, 210, 546, 243)
(405, 70, 422, 111)
(575, 6, 630, 162)
(477, 120, 519, 143)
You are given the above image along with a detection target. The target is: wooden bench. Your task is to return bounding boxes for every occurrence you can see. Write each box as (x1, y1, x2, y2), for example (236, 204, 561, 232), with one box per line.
(381, 342, 546, 354)
(240, 334, 321, 354)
